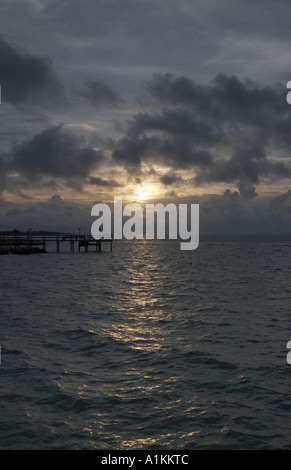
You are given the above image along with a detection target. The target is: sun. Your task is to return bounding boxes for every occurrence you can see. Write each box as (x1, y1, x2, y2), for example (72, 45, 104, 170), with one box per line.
(134, 184, 156, 202)
(135, 187, 148, 201)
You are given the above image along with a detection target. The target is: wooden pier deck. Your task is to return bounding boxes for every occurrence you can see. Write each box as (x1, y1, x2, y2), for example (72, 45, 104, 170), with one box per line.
(0, 233, 113, 254)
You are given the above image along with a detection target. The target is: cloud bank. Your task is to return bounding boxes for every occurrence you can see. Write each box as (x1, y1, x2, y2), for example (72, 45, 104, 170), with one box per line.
(112, 73, 291, 199)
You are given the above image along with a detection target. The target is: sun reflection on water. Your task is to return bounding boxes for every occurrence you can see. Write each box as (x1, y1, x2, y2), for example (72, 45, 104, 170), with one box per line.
(56, 240, 204, 450)
(103, 246, 171, 353)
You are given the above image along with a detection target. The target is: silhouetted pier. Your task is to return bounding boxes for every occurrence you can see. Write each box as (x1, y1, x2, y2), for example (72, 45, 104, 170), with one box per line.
(0, 233, 113, 254)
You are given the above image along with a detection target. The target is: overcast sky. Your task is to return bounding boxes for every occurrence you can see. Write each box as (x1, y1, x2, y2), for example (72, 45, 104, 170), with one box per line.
(1, 0, 291, 233)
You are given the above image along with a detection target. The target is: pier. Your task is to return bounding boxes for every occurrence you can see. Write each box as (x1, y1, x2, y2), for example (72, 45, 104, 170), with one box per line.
(0, 232, 113, 254)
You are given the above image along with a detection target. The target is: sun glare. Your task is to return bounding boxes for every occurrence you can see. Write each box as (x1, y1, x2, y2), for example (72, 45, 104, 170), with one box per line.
(134, 182, 163, 201)
(135, 186, 150, 201)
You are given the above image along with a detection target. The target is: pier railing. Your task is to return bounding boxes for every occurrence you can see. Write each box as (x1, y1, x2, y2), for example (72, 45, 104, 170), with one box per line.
(0, 233, 113, 253)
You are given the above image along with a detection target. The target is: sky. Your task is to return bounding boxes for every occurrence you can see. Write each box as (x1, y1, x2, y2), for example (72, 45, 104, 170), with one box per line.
(1, 0, 291, 233)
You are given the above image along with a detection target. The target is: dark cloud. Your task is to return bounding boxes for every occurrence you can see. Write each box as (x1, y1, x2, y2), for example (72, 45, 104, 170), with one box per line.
(0, 36, 122, 111)
(112, 133, 213, 170)
(145, 72, 288, 129)
(88, 176, 122, 187)
(268, 189, 291, 209)
(145, 72, 209, 109)
(195, 138, 291, 189)
(5, 124, 104, 190)
(112, 73, 291, 194)
(237, 183, 258, 201)
(0, 35, 61, 105)
(128, 108, 224, 143)
(160, 173, 183, 186)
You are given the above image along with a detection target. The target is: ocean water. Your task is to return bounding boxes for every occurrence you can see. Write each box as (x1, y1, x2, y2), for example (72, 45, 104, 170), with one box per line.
(1, 235, 291, 450)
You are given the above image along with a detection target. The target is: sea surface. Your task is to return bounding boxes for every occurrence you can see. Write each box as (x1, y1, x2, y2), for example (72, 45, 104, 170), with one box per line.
(1, 235, 291, 450)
